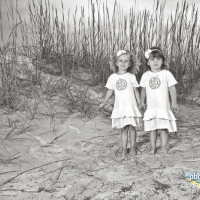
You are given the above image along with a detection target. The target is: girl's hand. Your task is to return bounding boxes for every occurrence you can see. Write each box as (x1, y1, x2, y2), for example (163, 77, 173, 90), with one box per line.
(100, 103, 106, 110)
(138, 103, 146, 111)
(171, 102, 178, 113)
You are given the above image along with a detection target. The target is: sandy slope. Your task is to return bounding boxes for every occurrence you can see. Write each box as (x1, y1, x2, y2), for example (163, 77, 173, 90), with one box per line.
(0, 101, 200, 200)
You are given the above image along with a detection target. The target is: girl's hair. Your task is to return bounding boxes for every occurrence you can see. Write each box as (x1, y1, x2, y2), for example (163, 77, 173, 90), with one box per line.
(109, 50, 140, 74)
(144, 46, 169, 71)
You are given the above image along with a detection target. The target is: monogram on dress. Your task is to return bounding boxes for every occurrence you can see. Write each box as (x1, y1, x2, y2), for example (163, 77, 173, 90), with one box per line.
(116, 79, 127, 91)
(149, 77, 161, 89)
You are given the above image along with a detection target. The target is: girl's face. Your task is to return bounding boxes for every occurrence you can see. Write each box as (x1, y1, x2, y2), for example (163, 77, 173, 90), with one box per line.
(147, 54, 163, 72)
(116, 54, 130, 73)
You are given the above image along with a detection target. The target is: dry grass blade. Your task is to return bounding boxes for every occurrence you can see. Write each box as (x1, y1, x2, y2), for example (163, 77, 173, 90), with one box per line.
(149, 178, 171, 192)
(0, 152, 21, 164)
(0, 158, 70, 187)
(173, 169, 186, 179)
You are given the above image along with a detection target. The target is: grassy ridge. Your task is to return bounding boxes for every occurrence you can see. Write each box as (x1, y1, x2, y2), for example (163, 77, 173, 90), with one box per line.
(0, 0, 200, 96)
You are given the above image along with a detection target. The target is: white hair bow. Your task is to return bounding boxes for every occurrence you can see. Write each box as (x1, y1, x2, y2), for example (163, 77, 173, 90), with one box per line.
(145, 49, 162, 59)
(144, 49, 152, 59)
(116, 50, 127, 57)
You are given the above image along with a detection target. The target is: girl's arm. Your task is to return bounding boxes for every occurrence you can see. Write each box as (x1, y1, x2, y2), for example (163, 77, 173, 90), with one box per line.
(138, 87, 146, 110)
(100, 89, 114, 109)
(169, 85, 178, 113)
(133, 87, 140, 105)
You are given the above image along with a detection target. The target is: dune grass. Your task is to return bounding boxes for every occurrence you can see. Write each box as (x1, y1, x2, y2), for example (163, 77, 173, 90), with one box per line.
(26, 0, 200, 88)
(0, 0, 200, 109)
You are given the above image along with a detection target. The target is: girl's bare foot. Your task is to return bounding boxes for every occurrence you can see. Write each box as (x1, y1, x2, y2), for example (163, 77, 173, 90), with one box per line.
(158, 145, 171, 155)
(122, 148, 127, 157)
(129, 148, 137, 156)
(158, 148, 167, 155)
(150, 147, 156, 155)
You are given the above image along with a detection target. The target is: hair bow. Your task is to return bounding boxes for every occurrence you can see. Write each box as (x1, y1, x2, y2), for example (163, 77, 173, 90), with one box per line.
(145, 49, 162, 59)
(116, 50, 127, 57)
(145, 49, 152, 59)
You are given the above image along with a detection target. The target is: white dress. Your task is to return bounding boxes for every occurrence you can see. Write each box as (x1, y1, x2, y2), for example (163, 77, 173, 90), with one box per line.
(140, 70, 178, 132)
(105, 73, 142, 129)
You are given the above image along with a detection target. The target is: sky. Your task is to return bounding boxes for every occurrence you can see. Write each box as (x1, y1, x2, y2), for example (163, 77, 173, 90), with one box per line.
(1, 0, 200, 44)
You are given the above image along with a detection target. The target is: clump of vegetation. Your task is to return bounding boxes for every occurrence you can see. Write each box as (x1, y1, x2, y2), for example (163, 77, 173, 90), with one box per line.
(0, 0, 200, 112)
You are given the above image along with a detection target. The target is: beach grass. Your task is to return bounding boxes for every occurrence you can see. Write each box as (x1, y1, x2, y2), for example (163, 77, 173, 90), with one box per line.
(0, 0, 200, 107)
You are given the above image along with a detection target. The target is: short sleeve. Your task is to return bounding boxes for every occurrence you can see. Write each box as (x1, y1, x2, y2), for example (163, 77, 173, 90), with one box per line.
(167, 71, 178, 87)
(140, 74, 146, 87)
(105, 75, 114, 89)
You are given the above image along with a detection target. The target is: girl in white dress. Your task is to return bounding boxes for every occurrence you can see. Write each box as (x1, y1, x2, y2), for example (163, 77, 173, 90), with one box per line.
(139, 46, 178, 155)
(100, 50, 142, 157)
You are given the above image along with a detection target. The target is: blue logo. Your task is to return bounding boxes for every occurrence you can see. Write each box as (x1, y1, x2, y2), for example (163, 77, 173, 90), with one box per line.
(185, 172, 200, 189)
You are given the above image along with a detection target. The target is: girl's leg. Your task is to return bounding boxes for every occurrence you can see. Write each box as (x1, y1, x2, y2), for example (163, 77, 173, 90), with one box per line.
(121, 126, 129, 156)
(129, 125, 137, 155)
(160, 129, 169, 151)
(150, 130, 157, 154)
